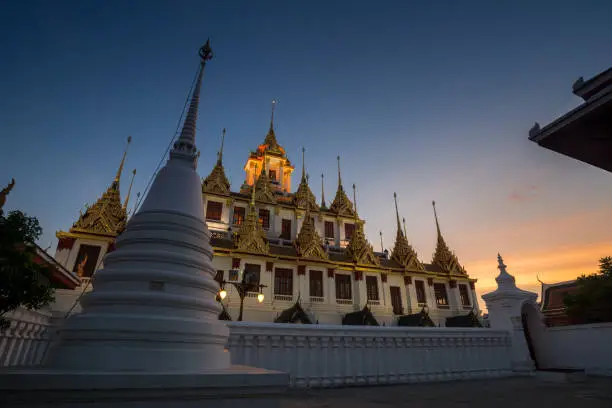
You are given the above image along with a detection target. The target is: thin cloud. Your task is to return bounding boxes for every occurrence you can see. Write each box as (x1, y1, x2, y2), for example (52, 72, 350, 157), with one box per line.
(508, 184, 538, 202)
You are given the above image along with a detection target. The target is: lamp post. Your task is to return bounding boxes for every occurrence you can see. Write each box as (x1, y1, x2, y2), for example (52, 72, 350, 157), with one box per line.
(218, 270, 266, 321)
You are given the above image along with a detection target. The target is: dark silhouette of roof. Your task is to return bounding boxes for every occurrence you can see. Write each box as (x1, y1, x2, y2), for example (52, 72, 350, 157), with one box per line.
(274, 300, 312, 324)
(342, 305, 379, 326)
(397, 308, 436, 327)
(445, 310, 482, 327)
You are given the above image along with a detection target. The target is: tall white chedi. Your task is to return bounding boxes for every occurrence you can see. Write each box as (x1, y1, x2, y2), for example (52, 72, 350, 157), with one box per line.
(46, 41, 231, 372)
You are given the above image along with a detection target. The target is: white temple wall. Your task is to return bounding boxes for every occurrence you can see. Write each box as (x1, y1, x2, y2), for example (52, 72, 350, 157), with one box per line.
(533, 322, 612, 376)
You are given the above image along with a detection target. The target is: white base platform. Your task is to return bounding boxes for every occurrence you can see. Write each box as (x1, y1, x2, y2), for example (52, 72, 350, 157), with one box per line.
(0, 365, 289, 407)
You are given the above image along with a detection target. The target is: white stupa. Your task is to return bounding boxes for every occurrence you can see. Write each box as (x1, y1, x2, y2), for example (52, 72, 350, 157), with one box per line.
(45, 40, 229, 372)
(0, 41, 287, 407)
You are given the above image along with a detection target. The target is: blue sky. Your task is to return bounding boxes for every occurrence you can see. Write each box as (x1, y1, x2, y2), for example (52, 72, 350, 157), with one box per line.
(1, 0, 612, 297)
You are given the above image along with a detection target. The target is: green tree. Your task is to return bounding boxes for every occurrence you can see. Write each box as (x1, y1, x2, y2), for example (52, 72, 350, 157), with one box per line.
(564, 256, 612, 324)
(0, 210, 55, 330)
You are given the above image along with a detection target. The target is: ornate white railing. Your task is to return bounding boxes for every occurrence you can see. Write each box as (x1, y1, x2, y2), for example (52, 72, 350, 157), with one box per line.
(0, 307, 54, 367)
(227, 322, 513, 388)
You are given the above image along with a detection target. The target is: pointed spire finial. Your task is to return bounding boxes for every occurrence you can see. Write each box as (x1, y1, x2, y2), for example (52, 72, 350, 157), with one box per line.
(321, 173, 326, 208)
(269, 99, 277, 132)
(337, 156, 342, 187)
(301, 147, 306, 181)
(379, 231, 384, 252)
(251, 164, 258, 206)
(393, 192, 402, 236)
(432, 200, 441, 236)
(123, 169, 137, 210)
(352, 183, 358, 218)
(171, 40, 213, 166)
(402, 217, 407, 238)
(113, 136, 132, 189)
(217, 128, 226, 164)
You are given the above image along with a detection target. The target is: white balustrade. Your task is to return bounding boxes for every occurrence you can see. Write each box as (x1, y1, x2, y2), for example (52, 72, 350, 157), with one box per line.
(0, 307, 53, 367)
(227, 322, 513, 388)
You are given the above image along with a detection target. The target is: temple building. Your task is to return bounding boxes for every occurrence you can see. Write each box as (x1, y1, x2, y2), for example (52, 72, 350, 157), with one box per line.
(50, 84, 480, 327)
(200, 103, 480, 326)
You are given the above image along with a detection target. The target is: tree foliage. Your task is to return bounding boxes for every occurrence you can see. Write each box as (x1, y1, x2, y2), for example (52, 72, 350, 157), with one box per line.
(0, 210, 55, 330)
(564, 256, 612, 324)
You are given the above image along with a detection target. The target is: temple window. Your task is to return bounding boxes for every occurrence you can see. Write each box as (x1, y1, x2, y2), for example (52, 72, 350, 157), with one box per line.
(324, 221, 335, 239)
(415, 280, 427, 304)
(232, 206, 245, 226)
(206, 201, 223, 221)
(269, 169, 277, 181)
(309, 270, 323, 298)
(344, 223, 355, 240)
(258, 209, 270, 230)
(366, 276, 379, 301)
(335, 274, 352, 300)
(274, 268, 293, 297)
(434, 283, 449, 308)
(244, 263, 261, 292)
(280, 219, 292, 240)
(72, 244, 101, 278)
(390, 286, 403, 315)
(459, 284, 471, 306)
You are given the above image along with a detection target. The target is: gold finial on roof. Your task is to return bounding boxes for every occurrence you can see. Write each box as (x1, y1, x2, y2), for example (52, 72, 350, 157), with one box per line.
(320, 173, 326, 208)
(352, 183, 358, 217)
(379, 231, 384, 253)
(203, 128, 231, 195)
(294, 200, 328, 260)
(235, 163, 269, 254)
(123, 169, 136, 210)
(402, 217, 407, 238)
(113, 136, 132, 190)
(337, 156, 342, 187)
(0, 178, 15, 212)
(391, 193, 424, 270)
(431, 201, 466, 275)
(294, 147, 317, 210)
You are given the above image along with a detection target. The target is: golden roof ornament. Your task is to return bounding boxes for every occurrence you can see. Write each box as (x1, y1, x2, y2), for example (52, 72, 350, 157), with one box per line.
(294, 201, 328, 260)
(235, 164, 269, 254)
(294, 147, 318, 210)
(330, 156, 356, 217)
(390, 193, 424, 270)
(261, 99, 284, 155)
(431, 201, 467, 275)
(345, 184, 379, 266)
(71, 137, 131, 237)
(0, 178, 15, 213)
(252, 155, 276, 203)
(320, 173, 327, 209)
(202, 128, 231, 195)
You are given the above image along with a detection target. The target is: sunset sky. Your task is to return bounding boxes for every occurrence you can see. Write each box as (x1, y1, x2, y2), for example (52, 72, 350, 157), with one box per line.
(1, 1, 611, 308)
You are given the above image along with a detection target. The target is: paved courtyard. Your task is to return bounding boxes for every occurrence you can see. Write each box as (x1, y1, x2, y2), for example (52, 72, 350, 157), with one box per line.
(279, 377, 612, 408)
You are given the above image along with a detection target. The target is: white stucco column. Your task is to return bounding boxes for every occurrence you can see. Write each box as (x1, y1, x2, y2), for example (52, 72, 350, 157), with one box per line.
(482, 254, 538, 374)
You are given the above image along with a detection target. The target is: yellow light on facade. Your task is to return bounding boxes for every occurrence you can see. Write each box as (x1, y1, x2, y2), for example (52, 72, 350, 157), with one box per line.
(257, 293, 264, 303)
(219, 289, 227, 300)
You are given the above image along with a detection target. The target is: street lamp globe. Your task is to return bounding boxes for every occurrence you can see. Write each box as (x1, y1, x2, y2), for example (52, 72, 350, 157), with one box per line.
(219, 289, 227, 300)
(257, 292, 264, 303)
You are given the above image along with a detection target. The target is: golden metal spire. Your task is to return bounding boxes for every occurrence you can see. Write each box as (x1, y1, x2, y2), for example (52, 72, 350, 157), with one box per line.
(301, 147, 306, 182)
(113, 136, 132, 190)
(390, 193, 424, 270)
(431, 201, 466, 275)
(202, 128, 230, 195)
(270, 99, 276, 132)
(217, 128, 226, 164)
(402, 217, 407, 238)
(123, 168, 137, 210)
(320, 173, 326, 208)
(379, 231, 384, 252)
(337, 156, 342, 187)
(393, 192, 402, 236)
(251, 164, 258, 206)
(352, 183, 358, 218)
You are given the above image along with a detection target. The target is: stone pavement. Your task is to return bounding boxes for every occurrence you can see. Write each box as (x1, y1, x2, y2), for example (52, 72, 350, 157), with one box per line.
(279, 377, 612, 408)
